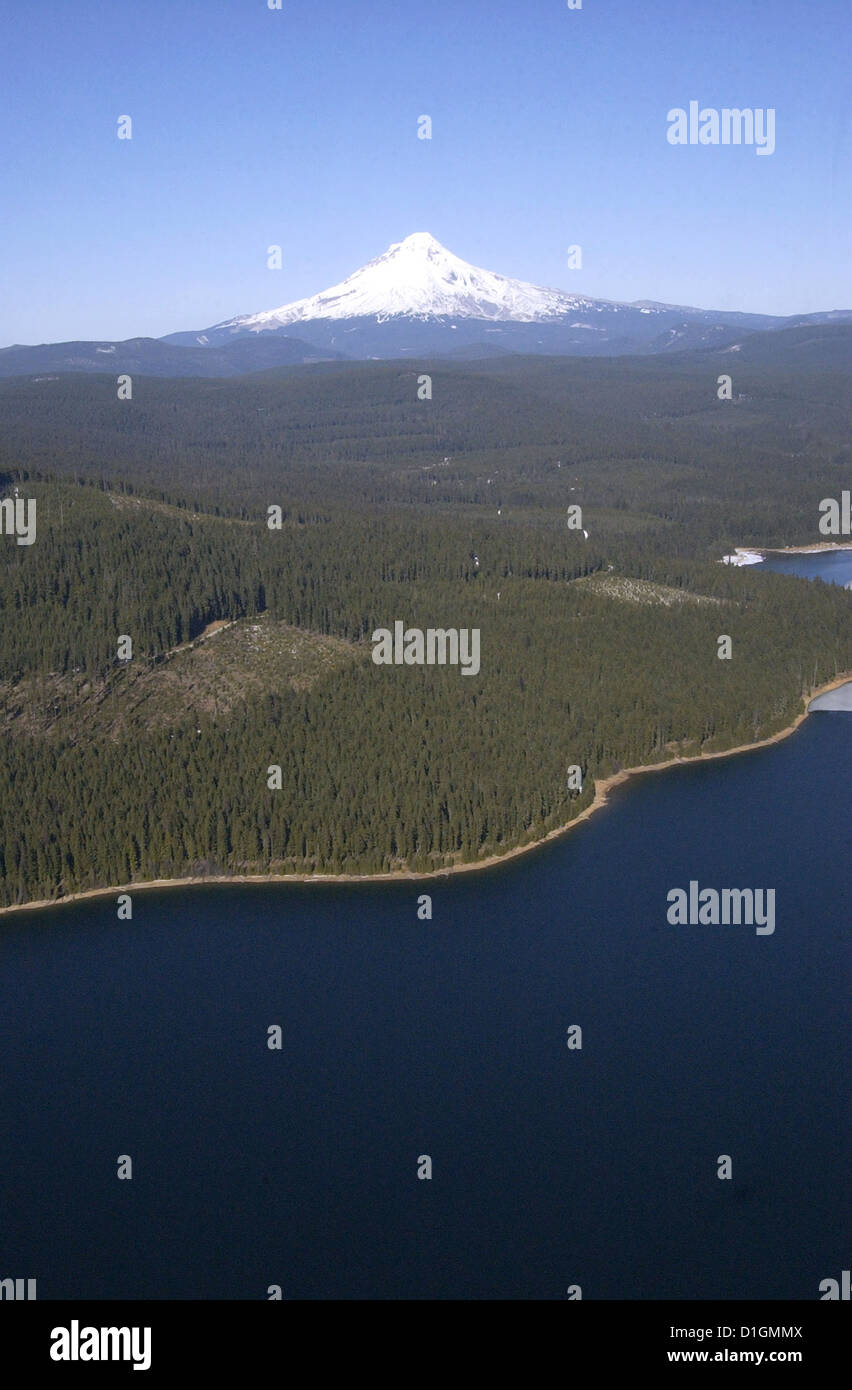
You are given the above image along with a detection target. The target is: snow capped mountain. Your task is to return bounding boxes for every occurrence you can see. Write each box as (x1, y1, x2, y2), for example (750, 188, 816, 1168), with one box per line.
(214, 232, 599, 333)
(146, 233, 852, 366)
(6, 232, 852, 377)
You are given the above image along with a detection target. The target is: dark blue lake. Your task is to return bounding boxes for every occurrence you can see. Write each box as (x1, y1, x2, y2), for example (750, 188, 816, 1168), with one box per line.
(757, 547, 852, 586)
(1, 561, 849, 1301)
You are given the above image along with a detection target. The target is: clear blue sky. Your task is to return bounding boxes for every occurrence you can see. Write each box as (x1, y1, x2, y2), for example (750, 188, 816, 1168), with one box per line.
(2, 0, 850, 344)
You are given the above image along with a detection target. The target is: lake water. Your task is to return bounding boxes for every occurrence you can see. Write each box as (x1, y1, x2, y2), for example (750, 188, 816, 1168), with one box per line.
(0, 560, 849, 1301)
(756, 547, 852, 587)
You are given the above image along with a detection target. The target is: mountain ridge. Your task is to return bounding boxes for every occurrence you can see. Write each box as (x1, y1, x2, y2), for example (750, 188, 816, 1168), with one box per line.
(2, 322, 852, 383)
(3, 233, 851, 377)
(168, 232, 848, 333)
(160, 232, 852, 361)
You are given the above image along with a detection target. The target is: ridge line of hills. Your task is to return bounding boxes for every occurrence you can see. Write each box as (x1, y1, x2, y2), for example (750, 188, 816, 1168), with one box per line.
(5, 232, 851, 377)
(2, 321, 852, 380)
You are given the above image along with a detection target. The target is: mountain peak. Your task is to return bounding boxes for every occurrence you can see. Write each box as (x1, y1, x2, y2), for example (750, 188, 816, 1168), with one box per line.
(214, 234, 595, 333)
(176, 234, 852, 357)
(392, 231, 443, 251)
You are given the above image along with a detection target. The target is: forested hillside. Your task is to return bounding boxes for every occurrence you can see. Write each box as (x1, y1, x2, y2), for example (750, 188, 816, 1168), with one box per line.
(0, 350, 849, 906)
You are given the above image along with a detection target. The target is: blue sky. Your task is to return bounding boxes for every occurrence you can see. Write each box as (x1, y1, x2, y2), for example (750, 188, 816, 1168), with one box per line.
(2, 0, 850, 343)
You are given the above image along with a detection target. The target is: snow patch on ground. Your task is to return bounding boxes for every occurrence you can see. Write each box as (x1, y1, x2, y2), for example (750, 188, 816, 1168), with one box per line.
(721, 549, 764, 566)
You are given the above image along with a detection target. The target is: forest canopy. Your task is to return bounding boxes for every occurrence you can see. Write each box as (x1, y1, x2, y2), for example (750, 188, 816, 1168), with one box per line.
(0, 350, 849, 906)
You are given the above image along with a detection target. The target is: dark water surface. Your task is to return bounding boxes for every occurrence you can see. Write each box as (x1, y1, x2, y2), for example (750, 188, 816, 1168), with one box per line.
(1, 554, 849, 1301)
(756, 548, 852, 586)
(1, 714, 849, 1300)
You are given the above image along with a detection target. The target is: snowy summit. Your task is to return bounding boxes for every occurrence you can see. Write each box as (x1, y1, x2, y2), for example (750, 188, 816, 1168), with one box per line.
(215, 232, 596, 332)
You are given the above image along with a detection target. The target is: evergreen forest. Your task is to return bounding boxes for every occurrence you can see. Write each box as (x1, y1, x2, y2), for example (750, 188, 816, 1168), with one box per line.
(0, 346, 849, 906)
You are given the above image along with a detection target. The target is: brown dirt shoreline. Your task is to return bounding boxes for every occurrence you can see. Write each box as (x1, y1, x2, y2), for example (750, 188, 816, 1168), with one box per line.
(3, 670, 851, 921)
(760, 543, 852, 556)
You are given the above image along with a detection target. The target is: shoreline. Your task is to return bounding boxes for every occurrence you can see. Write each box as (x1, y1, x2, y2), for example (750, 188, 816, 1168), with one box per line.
(3, 670, 851, 920)
(761, 542, 852, 556)
(723, 542, 852, 565)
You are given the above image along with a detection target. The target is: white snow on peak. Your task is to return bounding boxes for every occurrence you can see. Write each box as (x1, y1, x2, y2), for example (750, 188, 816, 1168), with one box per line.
(215, 233, 600, 332)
